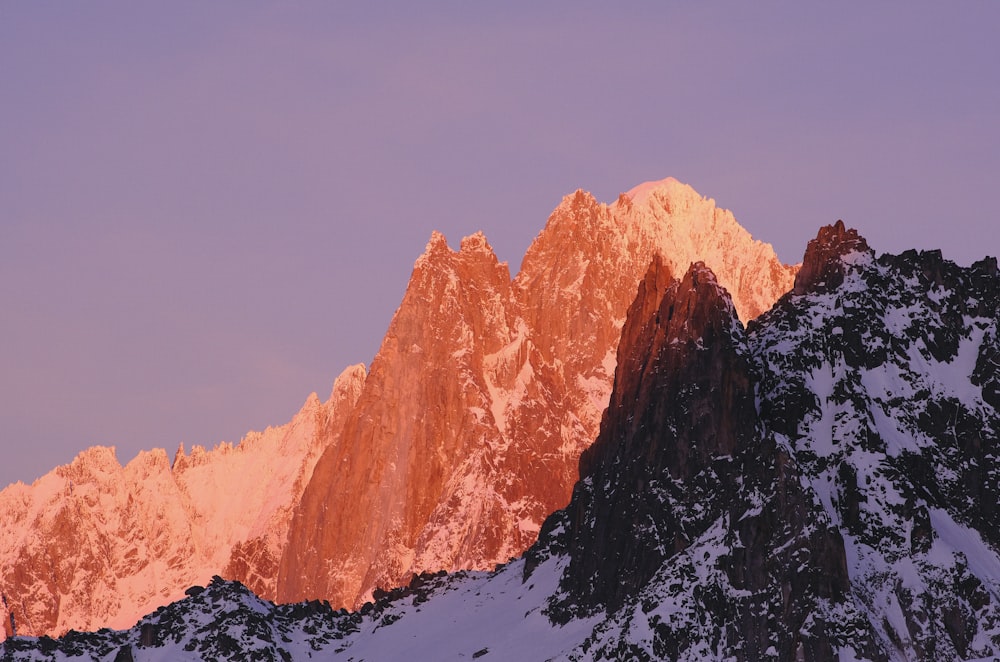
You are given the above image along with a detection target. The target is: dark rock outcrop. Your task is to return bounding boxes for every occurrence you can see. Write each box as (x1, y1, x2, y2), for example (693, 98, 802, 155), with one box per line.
(752, 228, 1000, 660)
(545, 256, 882, 660)
(793, 219, 872, 295)
(562, 259, 755, 612)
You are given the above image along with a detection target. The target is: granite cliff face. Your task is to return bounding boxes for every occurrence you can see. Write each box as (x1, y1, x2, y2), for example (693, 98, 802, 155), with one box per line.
(277, 231, 536, 607)
(276, 178, 798, 607)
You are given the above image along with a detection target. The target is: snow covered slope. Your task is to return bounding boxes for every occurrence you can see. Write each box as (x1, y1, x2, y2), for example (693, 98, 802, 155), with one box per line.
(748, 223, 1000, 658)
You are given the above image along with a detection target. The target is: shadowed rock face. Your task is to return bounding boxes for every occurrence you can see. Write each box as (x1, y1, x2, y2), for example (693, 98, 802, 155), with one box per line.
(793, 219, 872, 295)
(563, 258, 757, 611)
(546, 254, 883, 660)
(749, 228, 1000, 661)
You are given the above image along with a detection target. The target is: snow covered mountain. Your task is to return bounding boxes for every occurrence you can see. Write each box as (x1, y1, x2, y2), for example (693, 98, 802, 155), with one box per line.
(0, 177, 797, 640)
(4, 221, 997, 661)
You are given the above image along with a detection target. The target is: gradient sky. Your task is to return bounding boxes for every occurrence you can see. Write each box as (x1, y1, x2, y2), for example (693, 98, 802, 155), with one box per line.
(2, 2, 998, 487)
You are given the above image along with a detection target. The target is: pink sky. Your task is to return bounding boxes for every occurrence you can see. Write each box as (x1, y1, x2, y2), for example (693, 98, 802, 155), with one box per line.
(2, 3, 998, 487)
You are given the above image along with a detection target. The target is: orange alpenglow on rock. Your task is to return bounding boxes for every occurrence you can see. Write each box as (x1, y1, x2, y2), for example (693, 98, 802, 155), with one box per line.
(0, 178, 798, 639)
(275, 178, 797, 607)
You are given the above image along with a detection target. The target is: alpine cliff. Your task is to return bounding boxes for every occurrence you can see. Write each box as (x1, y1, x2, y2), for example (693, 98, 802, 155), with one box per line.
(5, 222, 997, 661)
(0, 177, 798, 639)
(276, 178, 797, 607)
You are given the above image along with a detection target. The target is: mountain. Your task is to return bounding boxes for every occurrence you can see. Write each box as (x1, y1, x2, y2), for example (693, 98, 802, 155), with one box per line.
(276, 178, 797, 607)
(5, 222, 997, 661)
(0, 177, 797, 640)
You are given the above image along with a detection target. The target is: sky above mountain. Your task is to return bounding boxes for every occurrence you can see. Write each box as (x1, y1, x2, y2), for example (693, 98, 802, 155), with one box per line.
(2, 2, 998, 488)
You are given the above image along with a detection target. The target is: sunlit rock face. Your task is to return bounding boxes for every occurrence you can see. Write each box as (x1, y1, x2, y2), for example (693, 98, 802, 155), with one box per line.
(0, 446, 197, 640)
(277, 178, 798, 608)
(278, 231, 534, 608)
(216, 364, 367, 599)
(0, 364, 365, 640)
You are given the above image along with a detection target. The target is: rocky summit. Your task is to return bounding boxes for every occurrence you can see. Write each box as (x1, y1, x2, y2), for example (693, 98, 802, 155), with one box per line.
(5, 220, 998, 661)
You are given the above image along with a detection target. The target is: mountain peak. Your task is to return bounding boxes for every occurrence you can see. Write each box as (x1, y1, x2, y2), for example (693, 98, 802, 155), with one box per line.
(459, 231, 492, 255)
(563, 258, 754, 612)
(415, 230, 505, 274)
(54, 445, 121, 483)
(327, 363, 367, 405)
(622, 176, 694, 207)
(597, 257, 749, 472)
(414, 230, 454, 264)
(623, 175, 679, 194)
(793, 220, 872, 295)
(0, 176, 802, 643)
(12, 209, 1000, 660)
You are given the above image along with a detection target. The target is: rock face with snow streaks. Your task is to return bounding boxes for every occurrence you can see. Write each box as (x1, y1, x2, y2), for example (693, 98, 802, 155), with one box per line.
(750, 238, 1000, 659)
(0, 364, 366, 640)
(532, 256, 880, 660)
